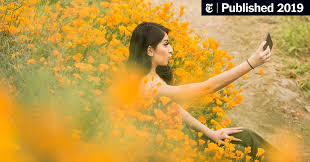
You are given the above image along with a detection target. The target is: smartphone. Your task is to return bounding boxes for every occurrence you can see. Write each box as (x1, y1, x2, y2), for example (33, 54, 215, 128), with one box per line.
(263, 33, 273, 51)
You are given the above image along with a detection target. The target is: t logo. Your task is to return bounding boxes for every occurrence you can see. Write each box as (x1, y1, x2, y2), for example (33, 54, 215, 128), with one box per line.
(205, 3, 213, 13)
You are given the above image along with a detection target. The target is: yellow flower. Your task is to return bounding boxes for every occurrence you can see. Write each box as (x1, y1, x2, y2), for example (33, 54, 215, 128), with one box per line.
(84, 106, 91, 112)
(143, 77, 149, 84)
(156, 82, 162, 86)
(216, 99, 222, 105)
(49, 89, 55, 94)
(27, 59, 36, 65)
(40, 57, 45, 62)
(198, 132, 203, 138)
(11, 54, 15, 60)
(244, 146, 251, 154)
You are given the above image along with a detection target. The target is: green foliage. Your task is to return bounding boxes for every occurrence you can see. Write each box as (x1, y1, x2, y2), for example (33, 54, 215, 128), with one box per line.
(288, 61, 310, 91)
(277, 16, 310, 57)
(276, 16, 310, 92)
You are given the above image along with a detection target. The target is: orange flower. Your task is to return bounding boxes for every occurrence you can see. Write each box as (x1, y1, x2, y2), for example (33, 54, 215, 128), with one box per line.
(100, 1, 110, 7)
(245, 155, 252, 162)
(156, 133, 164, 144)
(205, 96, 213, 104)
(73, 53, 83, 62)
(40, 57, 45, 62)
(160, 96, 171, 105)
(198, 116, 206, 124)
(258, 68, 265, 75)
(256, 148, 264, 157)
(202, 41, 208, 48)
(154, 109, 167, 120)
(234, 95, 242, 105)
(73, 73, 81, 79)
(228, 100, 236, 109)
(205, 142, 218, 152)
(179, 6, 184, 17)
(88, 76, 100, 82)
(119, 25, 126, 35)
(99, 64, 108, 72)
(53, 50, 60, 57)
(94, 89, 102, 95)
(199, 139, 205, 145)
(175, 68, 186, 77)
(84, 106, 91, 112)
(266, 81, 272, 85)
(208, 38, 219, 50)
(88, 56, 94, 63)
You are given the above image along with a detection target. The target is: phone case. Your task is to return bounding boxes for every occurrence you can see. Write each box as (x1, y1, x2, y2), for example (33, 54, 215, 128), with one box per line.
(263, 33, 273, 50)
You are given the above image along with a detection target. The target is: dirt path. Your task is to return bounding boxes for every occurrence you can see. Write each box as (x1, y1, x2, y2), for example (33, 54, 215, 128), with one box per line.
(152, 0, 310, 160)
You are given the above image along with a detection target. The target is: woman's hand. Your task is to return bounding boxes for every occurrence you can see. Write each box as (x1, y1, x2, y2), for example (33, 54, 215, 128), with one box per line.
(248, 41, 272, 68)
(207, 127, 243, 144)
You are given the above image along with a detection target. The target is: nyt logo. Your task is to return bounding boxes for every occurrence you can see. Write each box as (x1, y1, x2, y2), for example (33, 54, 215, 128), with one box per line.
(205, 3, 214, 13)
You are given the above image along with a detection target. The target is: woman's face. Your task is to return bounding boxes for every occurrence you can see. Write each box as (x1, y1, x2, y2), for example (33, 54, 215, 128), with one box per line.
(149, 33, 173, 66)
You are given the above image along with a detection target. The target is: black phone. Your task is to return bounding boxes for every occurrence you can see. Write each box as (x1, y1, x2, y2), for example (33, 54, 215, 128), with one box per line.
(263, 33, 273, 51)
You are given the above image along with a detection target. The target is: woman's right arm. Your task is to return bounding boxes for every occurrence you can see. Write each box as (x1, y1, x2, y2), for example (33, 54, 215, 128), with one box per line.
(156, 41, 271, 102)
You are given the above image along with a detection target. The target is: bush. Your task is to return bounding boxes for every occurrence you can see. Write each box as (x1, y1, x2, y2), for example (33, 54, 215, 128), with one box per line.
(277, 16, 310, 57)
(0, 0, 254, 161)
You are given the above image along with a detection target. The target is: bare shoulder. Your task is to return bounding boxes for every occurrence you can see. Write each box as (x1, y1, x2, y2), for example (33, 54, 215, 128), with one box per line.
(139, 73, 169, 98)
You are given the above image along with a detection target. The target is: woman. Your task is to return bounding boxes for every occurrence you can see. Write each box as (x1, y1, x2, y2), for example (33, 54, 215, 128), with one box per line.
(127, 22, 275, 159)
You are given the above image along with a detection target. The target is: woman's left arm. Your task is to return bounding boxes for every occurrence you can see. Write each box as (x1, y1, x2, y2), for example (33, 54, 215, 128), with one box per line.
(176, 104, 215, 139)
(177, 104, 243, 143)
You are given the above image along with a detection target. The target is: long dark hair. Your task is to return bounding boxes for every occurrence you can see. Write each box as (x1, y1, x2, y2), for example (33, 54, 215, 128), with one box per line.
(127, 22, 173, 85)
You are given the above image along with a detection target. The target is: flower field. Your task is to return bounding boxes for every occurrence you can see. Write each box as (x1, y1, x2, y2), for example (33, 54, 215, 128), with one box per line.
(0, 0, 298, 161)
